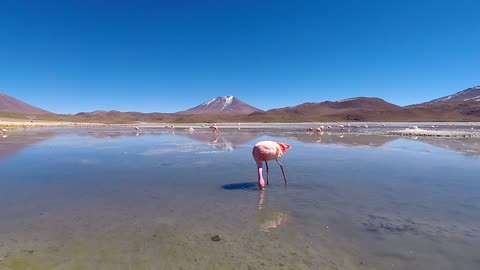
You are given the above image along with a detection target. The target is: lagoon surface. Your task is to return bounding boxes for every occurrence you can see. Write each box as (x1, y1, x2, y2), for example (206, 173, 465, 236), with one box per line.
(1, 126, 480, 270)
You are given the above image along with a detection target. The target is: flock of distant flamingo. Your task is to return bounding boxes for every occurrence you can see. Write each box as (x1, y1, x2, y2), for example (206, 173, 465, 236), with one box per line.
(302, 122, 477, 134)
(305, 123, 372, 134)
(2, 121, 475, 138)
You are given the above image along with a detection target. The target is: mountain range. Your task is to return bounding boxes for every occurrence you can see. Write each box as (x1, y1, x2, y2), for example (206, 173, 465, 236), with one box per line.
(1, 86, 480, 122)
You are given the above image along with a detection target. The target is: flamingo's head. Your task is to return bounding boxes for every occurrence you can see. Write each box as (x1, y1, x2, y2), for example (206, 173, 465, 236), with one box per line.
(277, 142, 292, 153)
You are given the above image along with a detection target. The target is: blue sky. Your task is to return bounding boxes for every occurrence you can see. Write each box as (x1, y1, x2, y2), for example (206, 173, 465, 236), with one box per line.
(1, 0, 479, 114)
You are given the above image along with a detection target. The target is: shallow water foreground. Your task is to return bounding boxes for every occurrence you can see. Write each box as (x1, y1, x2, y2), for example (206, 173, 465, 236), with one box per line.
(0, 128, 479, 270)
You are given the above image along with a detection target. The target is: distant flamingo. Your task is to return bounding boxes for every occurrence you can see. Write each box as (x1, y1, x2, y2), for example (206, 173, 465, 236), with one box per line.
(210, 124, 220, 134)
(0, 128, 6, 135)
(306, 127, 313, 132)
(134, 127, 139, 132)
(314, 127, 323, 135)
(164, 125, 174, 134)
(188, 127, 195, 133)
(252, 141, 292, 190)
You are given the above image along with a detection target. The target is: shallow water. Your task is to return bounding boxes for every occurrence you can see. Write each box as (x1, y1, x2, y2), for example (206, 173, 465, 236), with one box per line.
(0, 127, 479, 270)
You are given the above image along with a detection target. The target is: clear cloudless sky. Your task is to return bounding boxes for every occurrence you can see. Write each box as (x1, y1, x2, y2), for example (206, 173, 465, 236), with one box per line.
(1, 0, 479, 113)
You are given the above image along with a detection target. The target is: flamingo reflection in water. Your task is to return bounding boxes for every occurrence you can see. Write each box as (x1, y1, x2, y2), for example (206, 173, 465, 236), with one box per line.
(256, 191, 289, 232)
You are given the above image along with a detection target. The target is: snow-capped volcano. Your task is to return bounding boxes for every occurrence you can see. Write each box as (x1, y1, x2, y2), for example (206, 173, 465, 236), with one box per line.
(177, 96, 263, 115)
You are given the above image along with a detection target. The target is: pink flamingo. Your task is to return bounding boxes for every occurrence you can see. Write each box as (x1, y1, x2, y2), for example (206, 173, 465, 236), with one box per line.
(252, 141, 292, 190)
(314, 127, 323, 135)
(210, 124, 220, 134)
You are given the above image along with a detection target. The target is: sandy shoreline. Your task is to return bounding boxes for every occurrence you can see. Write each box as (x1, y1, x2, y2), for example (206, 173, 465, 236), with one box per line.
(386, 127, 480, 138)
(0, 119, 106, 129)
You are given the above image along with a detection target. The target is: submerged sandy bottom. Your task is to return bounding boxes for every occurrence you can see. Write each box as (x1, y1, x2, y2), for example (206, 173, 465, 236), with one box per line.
(0, 127, 479, 269)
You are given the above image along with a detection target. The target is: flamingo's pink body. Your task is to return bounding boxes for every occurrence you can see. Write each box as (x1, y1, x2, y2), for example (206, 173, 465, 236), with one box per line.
(252, 141, 292, 190)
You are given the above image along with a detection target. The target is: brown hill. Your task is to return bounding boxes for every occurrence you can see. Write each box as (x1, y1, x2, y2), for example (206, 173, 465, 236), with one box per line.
(414, 86, 480, 106)
(247, 87, 480, 122)
(0, 93, 51, 114)
(73, 110, 172, 123)
(247, 97, 404, 122)
(404, 86, 480, 121)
